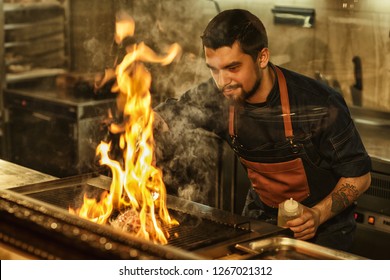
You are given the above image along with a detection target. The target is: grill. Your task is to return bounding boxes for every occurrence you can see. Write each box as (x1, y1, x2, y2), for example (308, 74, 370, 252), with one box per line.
(18, 178, 251, 251)
(0, 173, 367, 260)
(164, 212, 249, 251)
(0, 173, 286, 260)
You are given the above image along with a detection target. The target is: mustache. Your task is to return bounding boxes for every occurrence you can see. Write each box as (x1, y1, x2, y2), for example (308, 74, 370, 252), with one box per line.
(221, 84, 241, 92)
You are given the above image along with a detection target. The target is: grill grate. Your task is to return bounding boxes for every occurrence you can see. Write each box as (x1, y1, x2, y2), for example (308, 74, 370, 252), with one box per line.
(166, 211, 248, 250)
(26, 185, 86, 209)
(19, 184, 249, 251)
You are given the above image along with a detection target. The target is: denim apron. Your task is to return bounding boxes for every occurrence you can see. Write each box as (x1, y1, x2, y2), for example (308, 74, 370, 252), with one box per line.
(228, 66, 356, 250)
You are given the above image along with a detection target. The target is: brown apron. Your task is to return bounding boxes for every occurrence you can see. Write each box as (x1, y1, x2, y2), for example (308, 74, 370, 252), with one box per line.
(229, 66, 310, 208)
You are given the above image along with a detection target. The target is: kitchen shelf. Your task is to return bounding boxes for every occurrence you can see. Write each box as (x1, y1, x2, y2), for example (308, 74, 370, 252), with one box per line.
(2, 0, 69, 83)
(4, 16, 64, 31)
(0, 1, 70, 159)
(4, 2, 63, 12)
(6, 68, 66, 83)
(4, 33, 65, 49)
(4, 33, 64, 48)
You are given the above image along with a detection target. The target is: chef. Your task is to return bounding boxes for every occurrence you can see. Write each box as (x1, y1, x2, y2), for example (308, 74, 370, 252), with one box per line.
(155, 9, 371, 252)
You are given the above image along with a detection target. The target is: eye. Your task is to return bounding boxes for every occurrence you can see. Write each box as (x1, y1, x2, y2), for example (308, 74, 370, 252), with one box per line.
(228, 65, 239, 72)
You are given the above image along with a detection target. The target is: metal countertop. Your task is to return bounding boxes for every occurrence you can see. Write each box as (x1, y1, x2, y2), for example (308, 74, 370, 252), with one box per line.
(350, 106, 390, 165)
(5, 87, 115, 107)
(0, 159, 57, 190)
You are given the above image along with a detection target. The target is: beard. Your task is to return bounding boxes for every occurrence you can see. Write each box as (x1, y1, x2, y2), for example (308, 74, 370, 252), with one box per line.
(221, 78, 261, 105)
(220, 65, 262, 105)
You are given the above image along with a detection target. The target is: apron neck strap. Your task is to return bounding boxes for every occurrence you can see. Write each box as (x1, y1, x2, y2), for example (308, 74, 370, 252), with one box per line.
(274, 66, 293, 139)
(228, 65, 294, 139)
(229, 106, 235, 137)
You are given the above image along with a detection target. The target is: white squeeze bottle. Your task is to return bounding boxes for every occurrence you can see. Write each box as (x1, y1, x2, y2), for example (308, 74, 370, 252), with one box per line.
(277, 198, 303, 227)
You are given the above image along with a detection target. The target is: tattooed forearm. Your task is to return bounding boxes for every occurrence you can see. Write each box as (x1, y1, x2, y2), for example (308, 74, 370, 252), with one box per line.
(331, 183, 359, 213)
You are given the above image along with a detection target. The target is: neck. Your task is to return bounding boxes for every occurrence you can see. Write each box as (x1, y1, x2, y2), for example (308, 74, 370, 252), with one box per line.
(246, 64, 275, 104)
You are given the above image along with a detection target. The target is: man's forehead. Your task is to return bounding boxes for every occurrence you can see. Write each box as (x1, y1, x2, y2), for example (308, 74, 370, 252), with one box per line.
(204, 41, 242, 52)
(204, 43, 249, 66)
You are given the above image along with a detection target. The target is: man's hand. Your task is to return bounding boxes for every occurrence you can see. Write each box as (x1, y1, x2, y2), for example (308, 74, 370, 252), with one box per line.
(286, 206, 321, 240)
(285, 173, 371, 241)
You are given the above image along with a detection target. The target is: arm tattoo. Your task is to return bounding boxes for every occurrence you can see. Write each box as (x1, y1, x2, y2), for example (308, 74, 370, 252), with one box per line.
(331, 183, 359, 213)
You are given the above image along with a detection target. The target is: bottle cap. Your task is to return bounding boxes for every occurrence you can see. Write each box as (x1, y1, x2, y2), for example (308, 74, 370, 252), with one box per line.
(284, 198, 298, 213)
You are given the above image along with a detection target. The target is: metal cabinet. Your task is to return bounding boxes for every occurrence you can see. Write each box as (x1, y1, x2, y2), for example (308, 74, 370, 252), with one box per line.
(4, 87, 115, 177)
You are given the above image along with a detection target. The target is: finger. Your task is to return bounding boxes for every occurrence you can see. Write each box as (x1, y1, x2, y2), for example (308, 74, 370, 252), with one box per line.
(289, 219, 316, 235)
(286, 213, 310, 227)
(295, 230, 316, 240)
(293, 227, 316, 240)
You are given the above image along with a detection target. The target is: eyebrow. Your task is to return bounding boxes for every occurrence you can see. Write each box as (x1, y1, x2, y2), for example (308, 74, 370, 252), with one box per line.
(206, 61, 242, 70)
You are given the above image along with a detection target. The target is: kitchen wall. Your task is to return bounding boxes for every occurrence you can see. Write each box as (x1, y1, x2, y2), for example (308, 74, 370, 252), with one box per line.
(260, 0, 390, 112)
(114, 0, 389, 112)
(69, 0, 116, 73)
(69, 0, 390, 111)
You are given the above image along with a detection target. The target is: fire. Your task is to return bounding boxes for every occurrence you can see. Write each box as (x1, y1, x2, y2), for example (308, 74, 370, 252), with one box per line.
(70, 16, 181, 244)
(114, 16, 135, 44)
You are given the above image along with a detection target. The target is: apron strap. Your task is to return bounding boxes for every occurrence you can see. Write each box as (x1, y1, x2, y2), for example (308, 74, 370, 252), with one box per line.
(229, 105, 235, 137)
(228, 65, 294, 140)
(274, 66, 293, 139)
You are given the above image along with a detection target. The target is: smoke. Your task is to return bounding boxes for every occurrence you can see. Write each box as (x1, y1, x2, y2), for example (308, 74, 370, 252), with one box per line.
(155, 127, 221, 206)
(128, 0, 215, 100)
(111, 1, 222, 206)
(83, 37, 108, 71)
(153, 79, 224, 206)
(81, 1, 221, 205)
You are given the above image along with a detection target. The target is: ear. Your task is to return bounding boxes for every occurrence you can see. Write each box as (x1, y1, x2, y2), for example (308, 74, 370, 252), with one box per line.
(257, 48, 270, 68)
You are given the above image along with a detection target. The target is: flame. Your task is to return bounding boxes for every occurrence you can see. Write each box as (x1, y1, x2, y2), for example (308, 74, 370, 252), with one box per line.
(70, 16, 181, 244)
(115, 18, 135, 44)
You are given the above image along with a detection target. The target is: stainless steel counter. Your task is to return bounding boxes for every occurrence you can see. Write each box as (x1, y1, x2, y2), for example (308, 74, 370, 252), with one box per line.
(0, 159, 57, 189)
(351, 106, 390, 164)
(355, 121, 390, 164)
(349, 107, 390, 259)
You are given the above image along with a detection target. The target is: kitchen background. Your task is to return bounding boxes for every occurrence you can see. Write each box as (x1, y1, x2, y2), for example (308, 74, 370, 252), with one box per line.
(69, 0, 390, 111)
(0, 0, 389, 259)
(1, 0, 390, 209)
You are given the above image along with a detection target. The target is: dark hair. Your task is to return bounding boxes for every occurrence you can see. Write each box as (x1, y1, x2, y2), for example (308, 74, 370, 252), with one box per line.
(201, 9, 268, 61)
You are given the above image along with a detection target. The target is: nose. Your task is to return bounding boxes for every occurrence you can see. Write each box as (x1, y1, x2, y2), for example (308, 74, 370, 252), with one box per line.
(216, 70, 231, 89)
